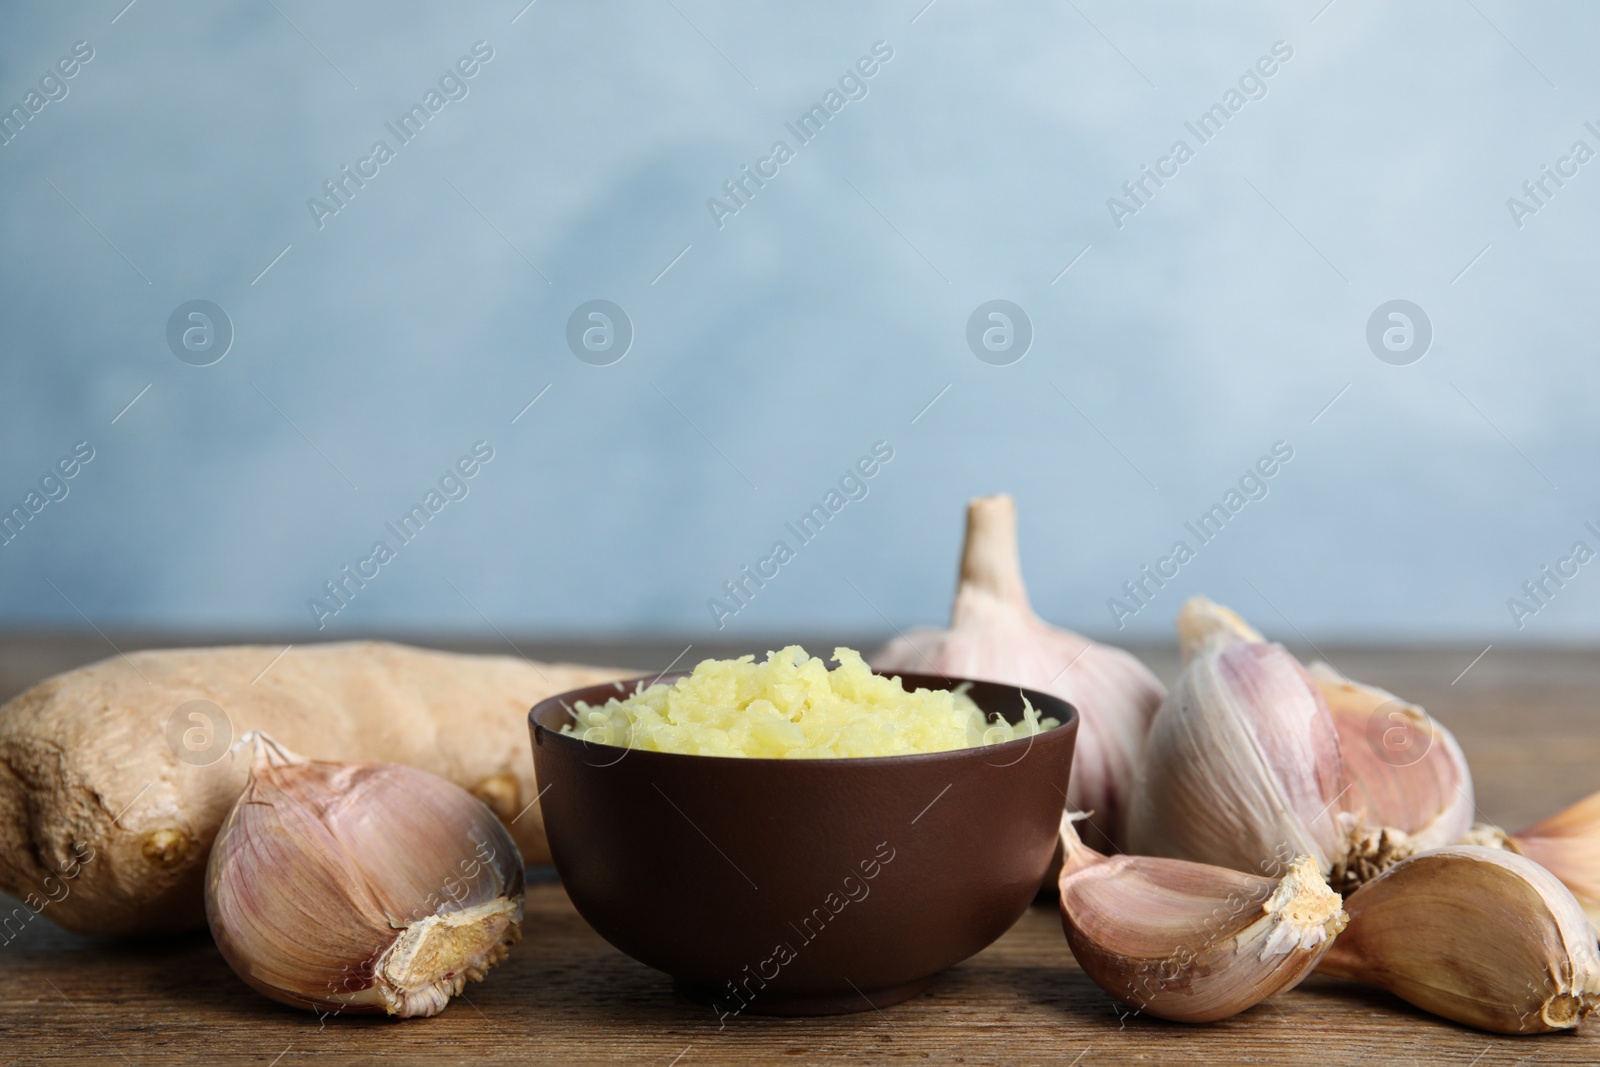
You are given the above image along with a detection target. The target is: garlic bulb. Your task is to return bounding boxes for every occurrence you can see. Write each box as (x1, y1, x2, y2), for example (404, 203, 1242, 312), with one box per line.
(1470, 791, 1600, 932)
(1057, 814, 1346, 1023)
(1309, 662, 1474, 894)
(1126, 597, 1355, 877)
(1319, 846, 1600, 1034)
(206, 734, 524, 1018)
(872, 494, 1165, 850)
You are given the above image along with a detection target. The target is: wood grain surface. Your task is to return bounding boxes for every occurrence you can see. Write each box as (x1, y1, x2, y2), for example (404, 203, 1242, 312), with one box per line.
(2, 635, 1597, 1066)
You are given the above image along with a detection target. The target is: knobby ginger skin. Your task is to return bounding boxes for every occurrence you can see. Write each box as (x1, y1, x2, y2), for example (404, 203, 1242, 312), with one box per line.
(0, 642, 631, 936)
(564, 646, 1057, 759)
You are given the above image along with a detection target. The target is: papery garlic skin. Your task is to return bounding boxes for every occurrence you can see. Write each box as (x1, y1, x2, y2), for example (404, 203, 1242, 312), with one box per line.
(872, 495, 1164, 850)
(1309, 662, 1475, 894)
(1057, 814, 1346, 1023)
(1471, 791, 1600, 933)
(1175, 597, 1262, 662)
(1513, 792, 1600, 928)
(206, 735, 524, 1018)
(1127, 599, 1354, 877)
(1319, 846, 1600, 1034)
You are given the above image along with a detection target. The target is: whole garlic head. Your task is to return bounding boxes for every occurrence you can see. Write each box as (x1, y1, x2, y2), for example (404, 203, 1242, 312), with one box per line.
(1126, 597, 1356, 877)
(205, 734, 524, 1018)
(871, 494, 1164, 850)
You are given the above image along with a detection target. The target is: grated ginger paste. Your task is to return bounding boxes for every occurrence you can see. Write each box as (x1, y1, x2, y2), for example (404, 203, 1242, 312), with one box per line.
(561, 646, 1058, 758)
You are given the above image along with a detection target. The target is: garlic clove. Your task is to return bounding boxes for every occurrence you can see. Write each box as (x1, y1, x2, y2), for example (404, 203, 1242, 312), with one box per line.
(1469, 792, 1600, 933)
(1057, 814, 1346, 1023)
(206, 734, 524, 1018)
(1309, 662, 1475, 894)
(1127, 600, 1355, 877)
(872, 494, 1164, 851)
(1513, 791, 1600, 918)
(1318, 845, 1600, 1034)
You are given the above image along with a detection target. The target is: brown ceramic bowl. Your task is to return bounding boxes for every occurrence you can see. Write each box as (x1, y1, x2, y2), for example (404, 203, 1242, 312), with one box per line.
(529, 671, 1078, 1018)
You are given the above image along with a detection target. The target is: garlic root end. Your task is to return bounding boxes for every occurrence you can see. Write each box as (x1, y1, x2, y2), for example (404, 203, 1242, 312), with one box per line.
(1258, 856, 1347, 960)
(377, 896, 524, 1018)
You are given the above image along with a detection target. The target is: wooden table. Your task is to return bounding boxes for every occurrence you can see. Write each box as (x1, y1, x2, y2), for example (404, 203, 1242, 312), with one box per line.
(2, 636, 1597, 1066)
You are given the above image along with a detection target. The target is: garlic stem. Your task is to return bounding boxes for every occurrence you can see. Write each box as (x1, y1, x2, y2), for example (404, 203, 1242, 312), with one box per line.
(953, 493, 1031, 615)
(869, 494, 1164, 854)
(1176, 596, 1263, 663)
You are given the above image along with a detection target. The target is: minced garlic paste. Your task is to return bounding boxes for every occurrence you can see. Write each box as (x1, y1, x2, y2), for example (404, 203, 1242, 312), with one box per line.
(562, 646, 1057, 758)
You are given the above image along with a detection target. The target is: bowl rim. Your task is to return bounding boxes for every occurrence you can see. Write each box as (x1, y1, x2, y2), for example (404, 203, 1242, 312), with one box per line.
(529, 669, 1079, 769)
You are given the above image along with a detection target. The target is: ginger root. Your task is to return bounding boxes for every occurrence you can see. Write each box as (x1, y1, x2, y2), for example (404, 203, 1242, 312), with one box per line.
(0, 641, 631, 936)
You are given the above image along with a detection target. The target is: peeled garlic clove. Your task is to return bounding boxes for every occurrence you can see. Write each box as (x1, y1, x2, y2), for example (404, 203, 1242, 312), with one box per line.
(1319, 846, 1600, 1034)
(1127, 598, 1355, 876)
(1057, 814, 1346, 1023)
(1309, 662, 1474, 893)
(206, 734, 524, 1018)
(872, 494, 1164, 850)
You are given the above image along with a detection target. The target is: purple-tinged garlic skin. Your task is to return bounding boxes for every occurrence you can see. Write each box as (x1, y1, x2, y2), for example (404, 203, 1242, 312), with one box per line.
(206, 735, 523, 1018)
(1310, 662, 1474, 893)
(1127, 600, 1355, 878)
(1057, 814, 1345, 1023)
(873, 495, 1163, 851)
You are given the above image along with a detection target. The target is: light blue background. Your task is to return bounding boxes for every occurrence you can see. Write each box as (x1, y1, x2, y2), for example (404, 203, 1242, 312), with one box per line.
(1, 0, 1596, 642)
